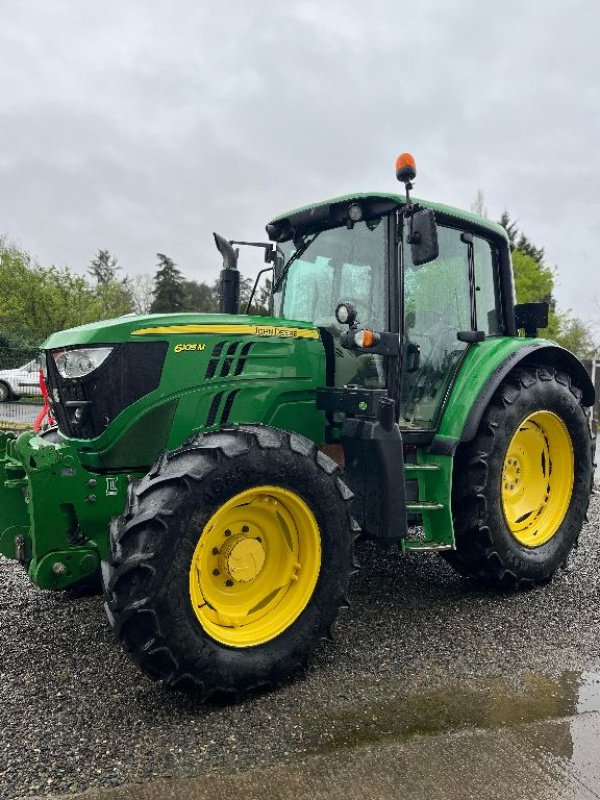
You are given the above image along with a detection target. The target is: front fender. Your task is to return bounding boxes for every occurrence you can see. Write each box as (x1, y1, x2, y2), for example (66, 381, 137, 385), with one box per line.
(433, 339, 594, 450)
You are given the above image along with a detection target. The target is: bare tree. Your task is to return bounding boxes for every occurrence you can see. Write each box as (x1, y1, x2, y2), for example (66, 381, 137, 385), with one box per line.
(471, 189, 488, 218)
(130, 273, 155, 315)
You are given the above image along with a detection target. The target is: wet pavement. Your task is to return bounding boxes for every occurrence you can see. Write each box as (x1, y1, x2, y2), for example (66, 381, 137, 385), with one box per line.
(29, 673, 600, 799)
(2, 489, 600, 799)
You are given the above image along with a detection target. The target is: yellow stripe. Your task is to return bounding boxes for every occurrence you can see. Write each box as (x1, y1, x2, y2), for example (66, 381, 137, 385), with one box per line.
(131, 324, 320, 340)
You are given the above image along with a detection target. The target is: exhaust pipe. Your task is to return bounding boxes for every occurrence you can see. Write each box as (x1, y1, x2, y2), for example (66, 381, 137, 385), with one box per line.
(213, 232, 240, 314)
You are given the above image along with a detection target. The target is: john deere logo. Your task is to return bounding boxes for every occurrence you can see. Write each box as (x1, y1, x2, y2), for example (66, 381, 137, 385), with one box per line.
(255, 326, 297, 338)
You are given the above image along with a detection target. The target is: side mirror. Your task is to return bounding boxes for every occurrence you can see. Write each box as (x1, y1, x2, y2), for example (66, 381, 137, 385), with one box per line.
(408, 209, 439, 267)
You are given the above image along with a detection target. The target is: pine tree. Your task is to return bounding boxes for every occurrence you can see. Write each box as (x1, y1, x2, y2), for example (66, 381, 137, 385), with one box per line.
(89, 249, 120, 285)
(150, 253, 185, 313)
(498, 211, 519, 251)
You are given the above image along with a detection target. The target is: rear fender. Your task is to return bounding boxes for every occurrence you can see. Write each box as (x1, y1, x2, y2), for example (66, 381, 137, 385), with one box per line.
(431, 339, 595, 453)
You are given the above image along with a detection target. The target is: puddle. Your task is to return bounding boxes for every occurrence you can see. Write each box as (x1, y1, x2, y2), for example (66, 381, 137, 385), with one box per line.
(46, 671, 600, 800)
(301, 671, 600, 751)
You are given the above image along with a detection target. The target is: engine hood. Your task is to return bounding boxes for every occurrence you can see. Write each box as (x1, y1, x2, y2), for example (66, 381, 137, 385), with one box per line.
(42, 313, 319, 349)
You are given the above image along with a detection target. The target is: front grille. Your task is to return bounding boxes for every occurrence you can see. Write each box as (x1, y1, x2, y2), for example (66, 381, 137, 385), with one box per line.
(46, 342, 168, 439)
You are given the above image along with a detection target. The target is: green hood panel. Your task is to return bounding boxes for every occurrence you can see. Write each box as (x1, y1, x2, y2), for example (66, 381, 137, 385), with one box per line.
(42, 313, 318, 349)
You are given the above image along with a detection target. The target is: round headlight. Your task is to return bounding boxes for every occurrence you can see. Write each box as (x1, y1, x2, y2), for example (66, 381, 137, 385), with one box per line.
(53, 347, 114, 379)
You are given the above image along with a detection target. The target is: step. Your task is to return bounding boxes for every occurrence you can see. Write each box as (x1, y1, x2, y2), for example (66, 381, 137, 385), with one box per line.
(405, 501, 444, 512)
(402, 541, 454, 552)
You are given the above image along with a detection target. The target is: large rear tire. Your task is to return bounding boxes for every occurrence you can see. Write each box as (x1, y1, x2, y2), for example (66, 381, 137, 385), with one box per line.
(102, 425, 354, 697)
(444, 365, 594, 588)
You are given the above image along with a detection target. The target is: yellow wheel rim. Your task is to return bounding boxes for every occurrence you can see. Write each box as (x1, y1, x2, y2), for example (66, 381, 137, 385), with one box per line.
(501, 410, 574, 548)
(189, 486, 321, 647)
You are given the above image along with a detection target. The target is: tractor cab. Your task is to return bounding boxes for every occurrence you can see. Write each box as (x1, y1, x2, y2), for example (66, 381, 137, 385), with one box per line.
(265, 156, 515, 442)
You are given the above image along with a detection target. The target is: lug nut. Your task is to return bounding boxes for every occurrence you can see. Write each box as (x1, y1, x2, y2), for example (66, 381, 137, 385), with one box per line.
(212, 547, 220, 555)
(225, 579, 234, 587)
(51, 562, 67, 576)
(212, 568, 220, 576)
(242, 525, 249, 533)
(224, 529, 231, 537)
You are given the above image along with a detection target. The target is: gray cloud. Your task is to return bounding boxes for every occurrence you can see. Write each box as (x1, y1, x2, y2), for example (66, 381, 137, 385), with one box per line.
(1, 0, 599, 320)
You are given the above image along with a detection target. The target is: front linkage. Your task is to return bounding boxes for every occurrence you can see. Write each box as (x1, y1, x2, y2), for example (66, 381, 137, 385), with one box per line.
(0, 430, 131, 590)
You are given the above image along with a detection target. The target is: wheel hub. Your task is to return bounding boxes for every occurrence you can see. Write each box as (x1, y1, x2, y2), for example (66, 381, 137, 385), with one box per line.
(221, 535, 266, 583)
(501, 410, 574, 548)
(502, 454, 522, 494)
(189, 485, 322, 648)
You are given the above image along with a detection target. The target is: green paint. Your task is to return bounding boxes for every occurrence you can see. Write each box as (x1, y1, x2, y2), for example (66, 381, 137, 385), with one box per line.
(437, 336, 548, 441)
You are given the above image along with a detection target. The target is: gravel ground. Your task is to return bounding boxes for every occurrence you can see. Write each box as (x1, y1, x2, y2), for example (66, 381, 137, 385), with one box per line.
(2, 493, 600, 799)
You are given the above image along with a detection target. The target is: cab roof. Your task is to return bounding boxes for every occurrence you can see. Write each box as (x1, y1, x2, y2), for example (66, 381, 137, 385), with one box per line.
(268, 192, 508, 242)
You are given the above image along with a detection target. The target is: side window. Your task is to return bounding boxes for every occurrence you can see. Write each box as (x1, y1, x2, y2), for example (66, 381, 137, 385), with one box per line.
(401, 226, 471, 428)
(473, 237, 501, 335)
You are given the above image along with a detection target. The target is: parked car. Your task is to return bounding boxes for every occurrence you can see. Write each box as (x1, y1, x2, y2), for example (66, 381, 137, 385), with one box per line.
(0, 358, 43, 402)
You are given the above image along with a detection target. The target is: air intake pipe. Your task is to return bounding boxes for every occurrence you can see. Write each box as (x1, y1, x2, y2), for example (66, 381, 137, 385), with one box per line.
(213, 232, 240, 314)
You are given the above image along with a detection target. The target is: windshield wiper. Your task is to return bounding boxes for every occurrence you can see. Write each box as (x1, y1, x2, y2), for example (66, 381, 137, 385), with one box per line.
(272, 232, 320, 293)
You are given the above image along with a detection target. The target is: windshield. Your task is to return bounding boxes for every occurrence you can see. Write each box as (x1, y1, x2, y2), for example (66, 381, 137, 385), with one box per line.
(272, 217, 388, 389)
(273, 218, 387, 331)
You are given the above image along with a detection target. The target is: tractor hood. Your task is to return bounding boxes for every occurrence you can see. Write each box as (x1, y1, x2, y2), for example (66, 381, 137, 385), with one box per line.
(42, 313, 319, 349)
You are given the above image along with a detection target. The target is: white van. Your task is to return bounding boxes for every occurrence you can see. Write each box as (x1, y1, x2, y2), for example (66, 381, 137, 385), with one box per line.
(0, 358, 43, 402)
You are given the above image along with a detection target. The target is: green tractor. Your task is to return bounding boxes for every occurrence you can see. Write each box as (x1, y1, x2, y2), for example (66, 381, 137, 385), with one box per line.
(0, 155, 594, 696)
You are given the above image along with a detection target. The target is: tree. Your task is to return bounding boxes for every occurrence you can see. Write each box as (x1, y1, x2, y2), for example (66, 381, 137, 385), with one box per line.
(182, 279, 218, 312)
(88, 249, 119, 284)
(498, 211, 519, 251)
(130, 273, 155, 315)
(150, 254, 185, 313)
(87, 248, 133, 318)
(471, 189, 488, 218)
(498, 213, 597, 359)
(0, 238, 122, 344)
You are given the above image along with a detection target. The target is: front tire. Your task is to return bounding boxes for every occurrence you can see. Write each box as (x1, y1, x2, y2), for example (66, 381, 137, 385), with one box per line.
(0, 382, 11, 403)
(444, 365, 594, 588)
(102, 425, 354, 696)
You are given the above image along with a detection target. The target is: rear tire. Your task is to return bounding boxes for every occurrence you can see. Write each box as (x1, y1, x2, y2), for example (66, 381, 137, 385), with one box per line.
(102, 425, 355, 697)
(444, 365, 593, 588)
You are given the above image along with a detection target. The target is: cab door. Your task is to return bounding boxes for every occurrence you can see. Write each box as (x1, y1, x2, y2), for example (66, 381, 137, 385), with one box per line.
(399, 225, 472, 432)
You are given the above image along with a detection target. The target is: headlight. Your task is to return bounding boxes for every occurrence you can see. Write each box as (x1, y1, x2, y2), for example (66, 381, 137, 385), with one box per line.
(52, 347, 114, 379)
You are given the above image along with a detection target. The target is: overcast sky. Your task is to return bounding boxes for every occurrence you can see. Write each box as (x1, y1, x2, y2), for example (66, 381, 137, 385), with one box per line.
(1, 0, 599, 322)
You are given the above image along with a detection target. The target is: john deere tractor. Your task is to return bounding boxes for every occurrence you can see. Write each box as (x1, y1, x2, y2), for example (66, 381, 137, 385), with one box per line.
(0, 155, 594, 696)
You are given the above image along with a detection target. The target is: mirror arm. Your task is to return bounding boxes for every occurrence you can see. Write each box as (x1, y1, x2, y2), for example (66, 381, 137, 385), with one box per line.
(245, 266, 274, 314)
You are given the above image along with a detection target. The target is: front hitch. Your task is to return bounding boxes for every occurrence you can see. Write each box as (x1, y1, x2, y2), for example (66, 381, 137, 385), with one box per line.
(0, 430, 132, 590)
